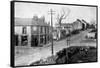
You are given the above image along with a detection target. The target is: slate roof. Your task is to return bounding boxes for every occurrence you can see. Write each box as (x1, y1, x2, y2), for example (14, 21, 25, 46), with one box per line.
(15, 18, 49, 26)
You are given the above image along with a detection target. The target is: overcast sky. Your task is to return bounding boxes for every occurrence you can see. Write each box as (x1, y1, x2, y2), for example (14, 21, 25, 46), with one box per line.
(15, 2, 96, 26)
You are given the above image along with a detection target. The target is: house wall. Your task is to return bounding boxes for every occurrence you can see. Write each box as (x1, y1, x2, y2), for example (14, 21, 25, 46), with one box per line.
(73, 22, 82, 30)
(82, 22, 87, 29)
(15, 26, 22, 35)
(15, 25, 51, 47)
(14, 26, 31, 46)
(15, 26, 31, 35)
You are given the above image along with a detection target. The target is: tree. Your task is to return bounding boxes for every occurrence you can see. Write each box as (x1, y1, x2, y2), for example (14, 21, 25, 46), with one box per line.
(56, 8, 70, 27)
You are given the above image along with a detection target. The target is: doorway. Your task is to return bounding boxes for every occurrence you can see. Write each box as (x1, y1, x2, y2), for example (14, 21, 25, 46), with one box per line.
(31, 35, 38, 47)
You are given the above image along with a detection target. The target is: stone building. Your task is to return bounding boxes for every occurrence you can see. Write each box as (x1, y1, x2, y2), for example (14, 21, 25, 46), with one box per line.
(14, 16, 51, 47)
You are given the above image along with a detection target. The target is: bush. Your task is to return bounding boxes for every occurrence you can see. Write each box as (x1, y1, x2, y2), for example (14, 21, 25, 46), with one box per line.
(55, 46, 97, 64)
(29, 46, 97, 65)
(71, 30, 80, 35)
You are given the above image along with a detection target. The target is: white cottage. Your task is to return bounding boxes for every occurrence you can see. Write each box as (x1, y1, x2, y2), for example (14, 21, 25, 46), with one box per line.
(72, 19, 83, 30)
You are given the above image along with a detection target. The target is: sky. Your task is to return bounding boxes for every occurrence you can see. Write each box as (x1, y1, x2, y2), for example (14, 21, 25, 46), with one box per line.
(15, 2, 96, 26)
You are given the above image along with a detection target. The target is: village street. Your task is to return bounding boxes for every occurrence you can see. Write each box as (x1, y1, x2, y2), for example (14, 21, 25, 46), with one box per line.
(15, 29, 96, 66)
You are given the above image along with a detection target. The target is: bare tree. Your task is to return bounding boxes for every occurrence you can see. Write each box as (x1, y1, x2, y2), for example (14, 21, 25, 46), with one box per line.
(57, 8, 70, 27)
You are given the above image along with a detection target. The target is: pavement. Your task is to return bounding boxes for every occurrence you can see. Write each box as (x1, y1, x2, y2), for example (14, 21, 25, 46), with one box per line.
(15, 29, 97, 66)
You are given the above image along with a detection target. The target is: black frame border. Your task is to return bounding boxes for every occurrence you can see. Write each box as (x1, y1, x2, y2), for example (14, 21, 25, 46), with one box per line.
(10, 1, 98, 67)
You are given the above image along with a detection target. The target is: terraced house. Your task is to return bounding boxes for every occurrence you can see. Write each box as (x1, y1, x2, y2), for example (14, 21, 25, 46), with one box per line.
(14, 16, 51, 47)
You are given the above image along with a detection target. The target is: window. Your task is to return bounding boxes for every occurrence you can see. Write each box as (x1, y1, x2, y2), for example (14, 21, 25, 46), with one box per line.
(22, 26, 27, 34)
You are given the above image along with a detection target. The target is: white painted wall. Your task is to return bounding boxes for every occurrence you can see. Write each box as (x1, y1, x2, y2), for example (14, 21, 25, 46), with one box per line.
(15, 26, 22, 35)
(73, 22, 82, 30)
(15, 26, 31, 35)
(27, 26, 31, 35)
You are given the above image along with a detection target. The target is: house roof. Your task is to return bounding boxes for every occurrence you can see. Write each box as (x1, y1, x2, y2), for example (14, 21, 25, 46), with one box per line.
(15, 18, 49, 26)
(55, 23, 73, 28)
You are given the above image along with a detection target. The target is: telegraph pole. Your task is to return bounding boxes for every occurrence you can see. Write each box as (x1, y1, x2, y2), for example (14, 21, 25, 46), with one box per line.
(66, 26, 71, 63)
(66, 26, 71, 46)
(48, 9, 55, 56)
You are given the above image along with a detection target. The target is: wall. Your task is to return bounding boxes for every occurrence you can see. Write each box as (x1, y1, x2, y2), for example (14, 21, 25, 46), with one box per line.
(73, 21, 82, 30)
(15, 26, 31, 35)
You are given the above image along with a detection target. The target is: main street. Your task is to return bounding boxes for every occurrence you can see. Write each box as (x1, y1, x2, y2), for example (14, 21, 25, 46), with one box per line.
(15, 29, 96, 66)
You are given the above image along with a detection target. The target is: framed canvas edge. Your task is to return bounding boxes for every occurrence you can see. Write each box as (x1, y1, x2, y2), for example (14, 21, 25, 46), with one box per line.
(10, 1, 98, 67)
(10, 1, 15, 67)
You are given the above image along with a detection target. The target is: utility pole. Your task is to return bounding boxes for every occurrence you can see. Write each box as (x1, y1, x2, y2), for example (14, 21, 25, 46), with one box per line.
(48, 9, 55, 56)
(66, 26, 71, 46)
(66, 26, 71, 63)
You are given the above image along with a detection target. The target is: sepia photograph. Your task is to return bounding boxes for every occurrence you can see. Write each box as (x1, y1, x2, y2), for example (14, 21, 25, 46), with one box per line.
(11, 1, 97, 67)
